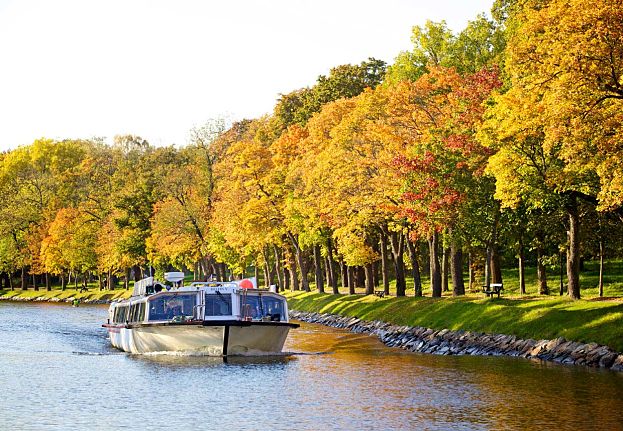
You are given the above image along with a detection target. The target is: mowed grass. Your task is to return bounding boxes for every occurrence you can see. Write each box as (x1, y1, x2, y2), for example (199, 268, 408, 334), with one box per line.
(0, 286, 131, 302)
(284, 291, 623, 352)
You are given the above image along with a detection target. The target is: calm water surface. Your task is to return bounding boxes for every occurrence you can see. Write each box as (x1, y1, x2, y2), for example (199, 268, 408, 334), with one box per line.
(1, 301, 623, 430)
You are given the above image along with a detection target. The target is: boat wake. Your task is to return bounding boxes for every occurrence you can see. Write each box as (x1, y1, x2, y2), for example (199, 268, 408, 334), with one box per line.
(135, 349, 331, 358)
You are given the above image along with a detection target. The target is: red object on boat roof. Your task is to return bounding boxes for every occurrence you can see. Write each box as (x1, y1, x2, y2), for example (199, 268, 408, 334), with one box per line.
(239, 279, 254, 289)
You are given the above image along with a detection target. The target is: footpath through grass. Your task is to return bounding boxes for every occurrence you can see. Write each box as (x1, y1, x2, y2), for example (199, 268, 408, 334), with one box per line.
(284, 291, 623, 352)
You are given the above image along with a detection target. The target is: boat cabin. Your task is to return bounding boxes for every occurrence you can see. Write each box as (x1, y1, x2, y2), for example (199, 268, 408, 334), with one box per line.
(108, 280, 289, 325)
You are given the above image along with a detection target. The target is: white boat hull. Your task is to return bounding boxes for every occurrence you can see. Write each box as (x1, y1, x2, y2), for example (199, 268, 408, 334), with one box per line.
(105, 322, 293, 355)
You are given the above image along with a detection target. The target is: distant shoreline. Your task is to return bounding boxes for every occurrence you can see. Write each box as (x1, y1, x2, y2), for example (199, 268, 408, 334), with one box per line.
(0, 288, 129, 305)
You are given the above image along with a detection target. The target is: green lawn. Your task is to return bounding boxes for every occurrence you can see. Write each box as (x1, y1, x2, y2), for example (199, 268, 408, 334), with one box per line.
(0, 286, 131, 302)
(284, 291, 623, 352)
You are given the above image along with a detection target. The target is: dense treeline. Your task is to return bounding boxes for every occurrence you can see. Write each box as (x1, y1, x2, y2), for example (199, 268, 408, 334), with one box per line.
(1, 0, 622, 299)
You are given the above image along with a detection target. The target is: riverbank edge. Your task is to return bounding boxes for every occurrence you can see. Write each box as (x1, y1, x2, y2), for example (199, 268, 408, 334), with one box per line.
(4, 293, 622, 372)
(0, 293, 113, 305)
(289, 310, 623, 372)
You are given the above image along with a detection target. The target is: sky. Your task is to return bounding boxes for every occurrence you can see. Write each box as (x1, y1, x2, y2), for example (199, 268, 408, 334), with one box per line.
(0, 0, 493, 150)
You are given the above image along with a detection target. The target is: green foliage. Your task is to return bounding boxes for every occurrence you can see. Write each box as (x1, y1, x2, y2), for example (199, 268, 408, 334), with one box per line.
(274, 58, 386, 128)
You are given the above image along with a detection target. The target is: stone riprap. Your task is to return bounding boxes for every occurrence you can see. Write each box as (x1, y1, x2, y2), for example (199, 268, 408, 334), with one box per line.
(290, 310, 623, 372)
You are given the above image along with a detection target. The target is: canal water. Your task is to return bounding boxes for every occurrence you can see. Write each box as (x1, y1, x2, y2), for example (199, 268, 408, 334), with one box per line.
(1, 302, 622, 430)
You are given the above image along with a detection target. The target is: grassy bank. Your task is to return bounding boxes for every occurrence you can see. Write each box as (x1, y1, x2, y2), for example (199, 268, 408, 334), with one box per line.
(0, 287, 131, 303)
(284, 291, 623, 352)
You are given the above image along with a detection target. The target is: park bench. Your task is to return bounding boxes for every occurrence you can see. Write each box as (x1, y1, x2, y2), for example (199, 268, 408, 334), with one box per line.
(374, 290, 385, 298)
(483, 283, 503, 298)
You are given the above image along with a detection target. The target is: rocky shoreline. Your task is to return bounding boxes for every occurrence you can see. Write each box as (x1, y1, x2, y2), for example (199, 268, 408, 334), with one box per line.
(290, 310, 623, 372)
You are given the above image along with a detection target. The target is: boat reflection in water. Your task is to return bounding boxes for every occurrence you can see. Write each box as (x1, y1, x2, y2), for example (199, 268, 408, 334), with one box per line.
(102, 273, 298, 356)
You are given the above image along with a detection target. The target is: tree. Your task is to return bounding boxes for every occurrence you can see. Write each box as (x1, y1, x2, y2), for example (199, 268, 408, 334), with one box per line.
(389, 66, 502, 296)
(481, 0, 623, 299)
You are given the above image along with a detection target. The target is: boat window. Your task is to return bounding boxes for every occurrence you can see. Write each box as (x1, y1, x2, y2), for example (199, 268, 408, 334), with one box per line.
(128, 302, 146, 323)
(261, 296, 286, 321)
(113, 305, 129, 324)
(148, 294, 196, 321)
(138, 302, 145, 322)
(240, 295, 261, 319)
(240, 295, 286, 321)
(205, 293, 232, 316)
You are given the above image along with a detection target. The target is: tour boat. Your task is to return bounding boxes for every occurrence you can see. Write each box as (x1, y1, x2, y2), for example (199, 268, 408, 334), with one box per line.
(102, 273, 298, 355)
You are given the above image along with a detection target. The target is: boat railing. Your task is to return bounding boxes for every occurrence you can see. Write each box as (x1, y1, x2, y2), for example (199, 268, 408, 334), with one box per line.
(190, 281, 239, 289)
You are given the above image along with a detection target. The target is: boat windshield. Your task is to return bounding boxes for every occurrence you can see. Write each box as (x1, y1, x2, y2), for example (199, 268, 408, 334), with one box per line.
(241, 295, 286, 321)
(148, 294, 196, 321)
(204, 293, 232, 317)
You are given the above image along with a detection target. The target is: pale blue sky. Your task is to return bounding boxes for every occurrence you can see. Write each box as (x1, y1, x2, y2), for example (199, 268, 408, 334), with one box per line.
(0, 0, 493, 150)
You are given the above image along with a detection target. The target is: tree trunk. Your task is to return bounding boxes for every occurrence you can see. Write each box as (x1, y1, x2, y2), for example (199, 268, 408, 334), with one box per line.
(327, 256, 338, 294)
(566, 194, 581, 299)
(33, 273, 38, 291)
(468, 253, 475, 292)
(390, 231, 406, 296)
(326, 238, 338, 294)
(559, 251, 565, 296)
(347, 266, 355, 295)
(442, 246, 450, 292)
(61, 273, 66, 291)
(287, 251, 299, 291)
(406, 238, 422, 297)
(262, 247, 274, 287)
(484, 246, 492, 289)
(537, 247, 549, 295)
(283, 266, 290, 292)
(429, 232, 442, 297)
(124, 267, 130, 290)
(273, 245, 283, 291)
(450, 239, 465, 296)
(313, 244, 324, 293)
(132, 265, 142, 282)
(490, 247, 503, 284)
(45, 273, 50, 291)
(9, 272, 14, 290)
(599, 239, 604, 298)
(364, 263, 374, 295)
(340, 260, 347, 291)
(356, 267, 366, 288)
(108, 270, 115, 290)
(98, 273, 103, 291)
(518, 235, 526, 295)
(380, 232, 390, 296)
(289, 233, 310, 292)
(219, 263, 227, 282)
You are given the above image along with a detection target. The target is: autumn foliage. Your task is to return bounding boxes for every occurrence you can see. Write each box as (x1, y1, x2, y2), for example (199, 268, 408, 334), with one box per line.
(0, 0, 622, 299)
